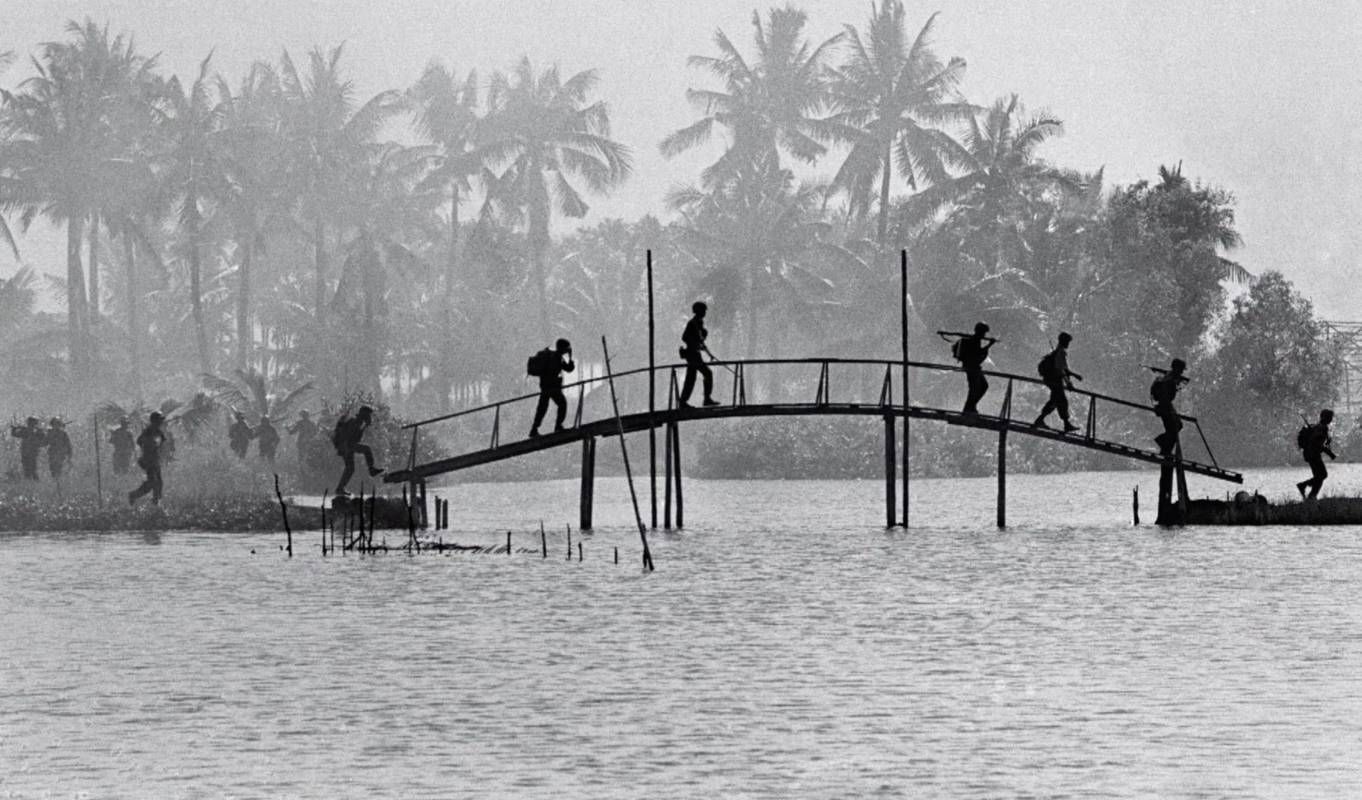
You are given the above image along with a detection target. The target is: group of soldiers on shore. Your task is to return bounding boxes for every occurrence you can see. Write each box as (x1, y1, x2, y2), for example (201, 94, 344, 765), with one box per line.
(7, 402, 385, 505)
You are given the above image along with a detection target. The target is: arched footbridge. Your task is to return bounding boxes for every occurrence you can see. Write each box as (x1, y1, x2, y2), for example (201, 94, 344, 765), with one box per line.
(386, 358, 1241, 529)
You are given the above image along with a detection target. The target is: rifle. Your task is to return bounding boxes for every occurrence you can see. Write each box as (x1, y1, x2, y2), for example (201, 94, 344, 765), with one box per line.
(1144, 364, 1190, 383)
(936, 330, 999, 344)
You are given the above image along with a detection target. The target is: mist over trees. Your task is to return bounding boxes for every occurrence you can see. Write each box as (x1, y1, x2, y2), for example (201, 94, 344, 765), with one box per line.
(0, 4, 1344, 472)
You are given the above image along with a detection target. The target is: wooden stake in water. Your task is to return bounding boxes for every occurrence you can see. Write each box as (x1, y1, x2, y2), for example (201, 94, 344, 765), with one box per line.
(541, 520, 547, 559)
(273, 474, 292, 558)
(91, 414, 104, 508)
(602, 336, 655, 571)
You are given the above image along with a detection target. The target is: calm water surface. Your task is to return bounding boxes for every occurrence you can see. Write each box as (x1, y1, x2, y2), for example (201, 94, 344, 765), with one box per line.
(4, 466, 1362, 798)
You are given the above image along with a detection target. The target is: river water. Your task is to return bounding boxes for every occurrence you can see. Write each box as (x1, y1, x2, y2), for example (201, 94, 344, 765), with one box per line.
(4, 465, 1362, 798)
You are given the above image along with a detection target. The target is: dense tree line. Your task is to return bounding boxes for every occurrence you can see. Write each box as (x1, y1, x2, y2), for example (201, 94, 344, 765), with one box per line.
(0, 5, 1342, 471)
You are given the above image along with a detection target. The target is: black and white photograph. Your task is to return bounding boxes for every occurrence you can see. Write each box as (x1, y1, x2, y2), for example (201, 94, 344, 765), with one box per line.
(2, 1, 1361, 796)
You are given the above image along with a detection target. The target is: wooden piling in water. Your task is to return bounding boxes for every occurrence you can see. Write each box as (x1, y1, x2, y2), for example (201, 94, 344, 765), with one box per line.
(506, 530, 512, 555)
(541, 520, 547, 558)
(580, 437, 596, 531)
(419, 481, 428, 529)
(273, 474, 293, 558)
(672, 422, 684, 531)
(663, 415, 674, 530)
(1133, 486, 1140, 525)
(997, 426, 1007, 529)
(567, 524, 572, 561)
(578, 541, 583, 562)
(884, 414, 896, 528)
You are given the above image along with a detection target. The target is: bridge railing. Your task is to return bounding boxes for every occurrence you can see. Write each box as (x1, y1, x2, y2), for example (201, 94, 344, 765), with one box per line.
(397, 358, 1221, 475)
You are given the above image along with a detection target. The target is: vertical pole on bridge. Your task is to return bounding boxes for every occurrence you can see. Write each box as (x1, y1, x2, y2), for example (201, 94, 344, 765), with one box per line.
(663, 418, 673, 529)
(900, 249, 910, 528)
(647, 249, 657, 530)
(580, 436, 595, 531)
(998, 380, 1012, 529)
(884, 414, 897, 528)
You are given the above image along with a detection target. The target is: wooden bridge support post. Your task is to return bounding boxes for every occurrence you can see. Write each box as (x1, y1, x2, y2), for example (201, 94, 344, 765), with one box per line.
(663, 417, 673, 529)
(580, 436, 596, 531)
(418, 480, 428, 529)
(997, 425, 1007, 529)
(672, 421, 684, 529)
(884, 414, 897, 528)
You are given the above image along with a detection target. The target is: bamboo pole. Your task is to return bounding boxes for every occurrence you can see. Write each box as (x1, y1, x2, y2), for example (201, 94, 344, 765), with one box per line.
(91, 414, 103, 507)
(273, 474, 292, 558)
(884, 414, 896, 528)
(602, 336, 655, 571)
(647, 248, 657, 529)
(673, 421, 683, 531)
(900, 249, 910, 528)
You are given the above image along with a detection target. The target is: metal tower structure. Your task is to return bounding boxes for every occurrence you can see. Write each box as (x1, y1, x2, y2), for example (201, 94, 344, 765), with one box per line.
(1322, 321, 1362, 416)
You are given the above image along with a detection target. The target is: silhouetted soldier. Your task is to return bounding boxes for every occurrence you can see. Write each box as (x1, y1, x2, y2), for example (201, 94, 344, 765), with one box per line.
(1150, 358, 1188, 455)
(256, 415, 280, 463)
(679, 301, 720, 407)
(334, 405, 383, 497)
(129, 412, 167, 506)
(528, 338, 575, 438)
(1033, 332, 1082, 432)
(956, 322, 996, 415)
(228, 411, 254, 459)
(287, 410, 317, 466)
(1296, 409, 1337, 500)
(110, 418, 134, 475)
(10, 417, 45, 481)
(45, 418, 72, 480)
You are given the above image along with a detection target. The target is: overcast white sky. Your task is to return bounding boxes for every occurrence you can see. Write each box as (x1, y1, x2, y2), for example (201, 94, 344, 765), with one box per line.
(4, 0, 1361, 317)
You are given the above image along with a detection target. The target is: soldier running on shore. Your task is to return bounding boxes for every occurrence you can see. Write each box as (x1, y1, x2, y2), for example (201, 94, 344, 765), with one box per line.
(1150, 358, 1189, 455)
(228, 411, 254, 459)
(10, 417, 45, 481)
(679, 301, 720, 408)
(45, 418, 72, 480)
(256, 415, 280, 464)
(129, 412, 167, 506)
(1296, 409, 1337, 500)
(110, 418, 134, 475)
(1033, 332, 1082, 433)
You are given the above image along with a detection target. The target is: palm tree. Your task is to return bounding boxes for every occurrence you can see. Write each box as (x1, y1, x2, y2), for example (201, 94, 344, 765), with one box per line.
(201, 367, 313, 422)
(660, 6, 842, 188)
(157, 52, 228, 374)
(484, 57, 632, 338)
(830, 3, 971, 246)
(277, 45, 400, 320)
(217, 61, 289, 370)
(0, 21, 157, 384)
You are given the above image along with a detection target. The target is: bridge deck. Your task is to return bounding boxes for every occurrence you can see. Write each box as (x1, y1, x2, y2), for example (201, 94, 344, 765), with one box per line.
(385, 402, 1243, 485)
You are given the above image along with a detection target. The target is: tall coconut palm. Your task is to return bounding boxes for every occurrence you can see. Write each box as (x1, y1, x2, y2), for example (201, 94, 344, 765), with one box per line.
(660, 6, 842, 189)
(277, 44, 400, 321)
(156, 52, 228, 374)
(0, 21, 156, 384)
(830, 3, 971, 246)
(484, 57, 632, 338)
(217, 61, 289, 370)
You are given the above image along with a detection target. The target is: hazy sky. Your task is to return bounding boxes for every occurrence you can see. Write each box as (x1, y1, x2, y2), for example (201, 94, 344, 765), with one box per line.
(4, 0, 1361, 317)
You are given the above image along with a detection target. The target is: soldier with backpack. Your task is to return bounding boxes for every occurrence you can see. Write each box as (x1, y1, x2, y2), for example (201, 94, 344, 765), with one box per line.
(1150, 358, 1189, 455)
(526, 338, 575, 438)
(1295, 409, 1336, 500)
(333, 406, 383, 497)
(948, 322, 996, 415)
(1033, 332, 1082, 432)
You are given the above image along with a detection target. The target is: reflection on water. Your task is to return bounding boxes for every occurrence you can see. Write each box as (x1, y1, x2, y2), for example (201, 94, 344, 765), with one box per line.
(4, 466, 1362, 798)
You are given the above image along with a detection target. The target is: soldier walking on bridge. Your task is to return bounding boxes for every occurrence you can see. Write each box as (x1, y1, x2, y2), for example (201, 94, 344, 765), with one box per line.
(1033, 332, 1082, 432)
(679, 301, 720, 408)
(1296, 409, 1336, 500)
(1150, 358, 1189, 455)
(951, 322, 996, 416)
(527, 339, 575, 438)
(334, 405, 384, 497)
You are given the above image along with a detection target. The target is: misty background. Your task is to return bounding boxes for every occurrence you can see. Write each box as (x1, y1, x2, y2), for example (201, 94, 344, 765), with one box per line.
(0, 0, 1357, 491)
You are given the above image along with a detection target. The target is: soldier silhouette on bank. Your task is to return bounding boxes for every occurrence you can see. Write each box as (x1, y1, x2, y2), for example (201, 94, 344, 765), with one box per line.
(110, 418, 134, 475)
(527, 338, 575, 438)
(45, 418, 72, 480)
(10, 417, 45, 481)
(334, 405, 383, 497)
(287, 410, 317, 467)
(679, 301, 720, 407)
(954, 322, 996, 415)
(129, 412, 167, 506)
(256, 415, 280, 464)
(228, 411, 254, 459)
(1150, 358, 1189, 455)
(1296, 409, 1337, 500)
(1033, 332, 1083, 433)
